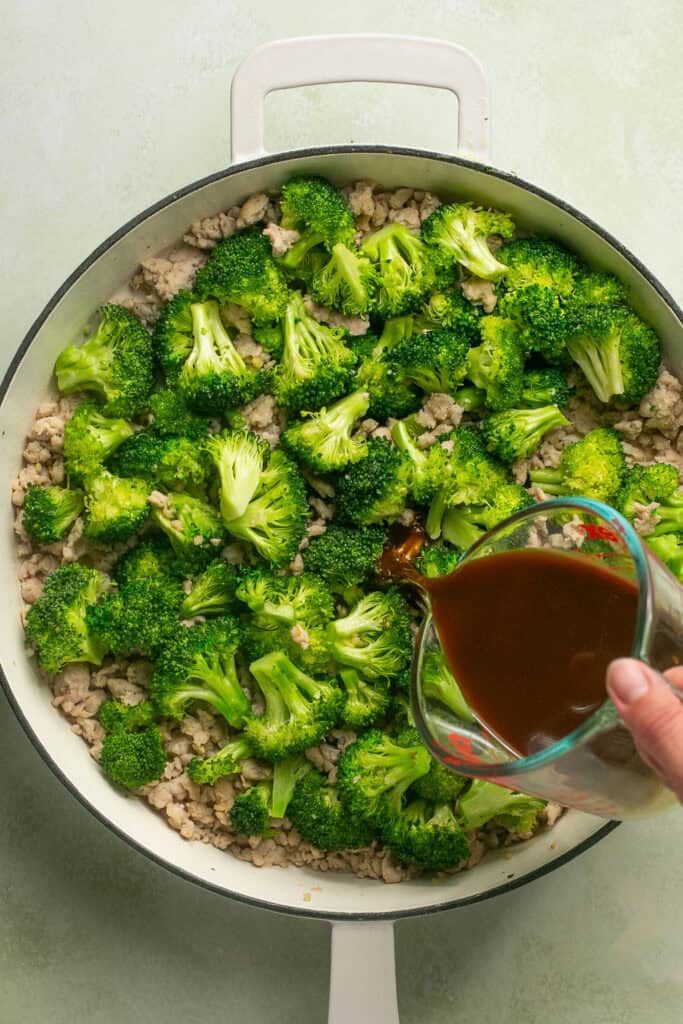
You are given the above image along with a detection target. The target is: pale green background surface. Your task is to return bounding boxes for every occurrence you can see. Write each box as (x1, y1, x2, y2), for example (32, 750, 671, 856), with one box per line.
(2, 1, 683, 1021)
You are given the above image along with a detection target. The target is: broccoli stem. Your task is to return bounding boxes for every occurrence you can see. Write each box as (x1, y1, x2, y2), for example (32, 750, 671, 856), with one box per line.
(441, 509, 482, 550)
(190, 302, 246, 376)
(426, 486, 449, 540)
(566, 333, 624, 404)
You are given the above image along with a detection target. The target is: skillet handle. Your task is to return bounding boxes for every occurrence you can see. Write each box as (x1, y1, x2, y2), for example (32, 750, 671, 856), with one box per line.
(230, 34, 490, 164)
(328, 920, 399, 1024)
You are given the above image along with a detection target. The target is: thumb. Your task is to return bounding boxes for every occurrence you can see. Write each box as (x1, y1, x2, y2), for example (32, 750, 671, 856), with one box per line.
(607, 658, 683, 801)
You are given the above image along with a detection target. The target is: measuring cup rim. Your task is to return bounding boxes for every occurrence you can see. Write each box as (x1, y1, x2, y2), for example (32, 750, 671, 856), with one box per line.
(411, 496, 655, 778)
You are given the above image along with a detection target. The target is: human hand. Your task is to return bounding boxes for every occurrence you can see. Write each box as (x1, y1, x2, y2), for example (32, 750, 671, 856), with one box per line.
(607, 659, 683, 802)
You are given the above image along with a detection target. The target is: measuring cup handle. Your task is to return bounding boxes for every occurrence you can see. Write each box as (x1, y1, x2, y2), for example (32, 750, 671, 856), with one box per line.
(328, 920, 399, 1024)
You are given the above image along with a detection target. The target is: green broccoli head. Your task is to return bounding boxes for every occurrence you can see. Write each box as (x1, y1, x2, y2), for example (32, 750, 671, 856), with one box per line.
(391, 328, 470, 394)
(82, 469, 150, 543)
(303, 524, 386, 592)
(481, 405, 570, 463)
(337, 729, 431, 829)
(151, 616, 252, 728)
(194, 229, 290, 326)
(180, 560, 240, 619)
(204, 429, 269, 523)
(55, 305, 154, 418)
(339, 668, 391, 729)
(151, 491, 227, 574)
(109, 430, 209, 495)
(352, 335, 420, 421)
(458, 779, 546, 833)
(467, 316, 526, 411)
(616, 463, 680, 521)
(86, 576, 184, 658)
(99, 726, 167, 790)
(572, 271, 628, 307)
(22, 484, 83, 545)
(442, 482, 534, 550)
(63, 401, 135, 481)
(230, 782, 272, 836)
(426, 428, 508, 539)
(520, 369, 574, 410)
(497, 237, 581, 295)
(415, 543, 461, 578)
(245, 651, 343, 761)
(420, 646, 474, 722)
(311, 243, 377, 315)
(224, 449, 308, 567)
(413, 759, 468, 804)
(282, 389, 370, 473)
(497, 285, 569, 364)
(153, 289, 195, 379)
(287, 771, 377, 851)
(326, 588, 413, 682)
(98, 699, 159, 734)
(335, 437, 410, 525)
(391, 419, 452, 505)
(25, 564, 110, 673)
(386, 799, 470, 871)
(148, 388, 210, 440)
(422, 203, 515, 281)
(273, 291, 357, 412)
(112, 536, 183, 587)
(530, 427, 626, 503)
(361, 223, 436, 316)
(566, 305, 660, 407)
(279, 175, 355, 263)
(240, 618, 332, 677)
(422, 289, 481, 342)
(186, 733, 253, 786)
(235, 566, 335, 629)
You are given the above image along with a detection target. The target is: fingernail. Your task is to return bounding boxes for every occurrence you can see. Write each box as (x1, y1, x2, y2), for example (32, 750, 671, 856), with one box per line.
(607, 659, 651, 706)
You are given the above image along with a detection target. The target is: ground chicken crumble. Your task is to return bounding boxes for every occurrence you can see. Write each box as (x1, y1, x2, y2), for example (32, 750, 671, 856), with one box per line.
(15, 182, 680, 881)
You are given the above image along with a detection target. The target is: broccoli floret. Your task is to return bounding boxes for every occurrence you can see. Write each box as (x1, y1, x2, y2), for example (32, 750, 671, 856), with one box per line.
(241, 619, 332, 677)
(497, 285, 569, 363)
(63, 401, 134, 481)
(339, 669, 391, 729)
(391, 328, 470, 394)
(235, 567, 335, 628)
(520, 369, 574, 409)
(415, 543, 461, 578)
(224, 449, 308, 567)
(99, 726, 167, 790)
(422, 289, 481, 342)
(230, 782, 272, 836)
(442, 483, 533, 550)
(391, 419, 451, 505)
(180, 561, 239, 619)
(82, 469, 150, 543)
(86, 577, 184, 658)
(98, 699, 158, 733)
(253, 323, 284, 360)
(481, 405, 570, 463)
(22, 484, 84, 545)
(422, 203, 515, 281)
(647, 534, 683, 580)
(187, 733, 253, 785)
(148, 388, 210, 440)
(616, 463, 680, 521)
(458, 780, 546, 832)
(25, 564, 110, 672)
(326, 588, 412, 682)
(153, 290, 195, 379)
(288, 770, 376, 851)
(337, 729, 431, 829)
(467, 316, 526, 411)
(572, 271, 627, 306)
(273, 291, 357, 412)
(529, 427, 626, 503)
(413, 759, 468, 804)
(279, 175, 355, 269)
(151, 617, 252, 727)
(109, 430, 209, 494)
(282, 389, 370, 473)
(54, 305, 154, 418)
(311, 243, 377, 315)
(451, 385, 486, 413)
(565, 306, 660, 406)
(648, 492, 683, 537)
(245, 651, 343, 761)
(151, 491, 226, 573)
(420, 646, 474, 722)
(168, 299, 267, 414)
(112, 537, 183, 587)
(426, 428, 508, 539)
(335, 438, 410, 525)
(497, 237, 580, 296)
(353, 334, 420, 421)
(386, 799, 469, 870)
(194, 229, 290, 326)
(303, 524, 386, 592)
(204, 429, 269, 523)
(360, 223, 436, 315)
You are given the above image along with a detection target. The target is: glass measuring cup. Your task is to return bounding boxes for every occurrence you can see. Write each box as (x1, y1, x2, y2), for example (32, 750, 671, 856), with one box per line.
(411, 497, 683, 820)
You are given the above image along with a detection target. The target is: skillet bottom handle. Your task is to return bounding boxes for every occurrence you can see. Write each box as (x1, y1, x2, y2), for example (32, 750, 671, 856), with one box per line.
(328, 920, 399, 1024)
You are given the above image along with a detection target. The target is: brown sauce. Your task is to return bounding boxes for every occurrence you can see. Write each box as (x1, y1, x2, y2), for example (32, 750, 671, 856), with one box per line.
(383, 544, 640, 757)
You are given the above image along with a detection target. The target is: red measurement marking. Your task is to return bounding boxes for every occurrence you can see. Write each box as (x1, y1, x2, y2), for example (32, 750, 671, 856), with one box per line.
(447, 733, 481, 764)
(577, 523, 619, 543)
